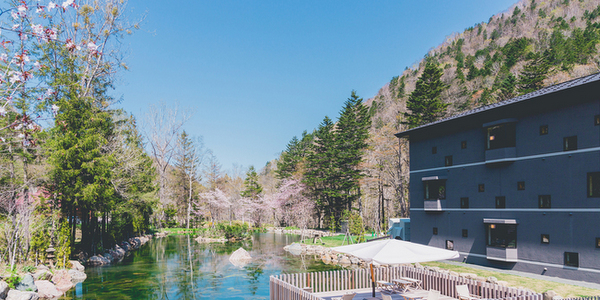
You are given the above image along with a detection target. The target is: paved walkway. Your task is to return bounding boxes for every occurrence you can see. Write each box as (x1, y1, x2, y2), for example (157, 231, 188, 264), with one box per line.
(441, 260, 600, 291)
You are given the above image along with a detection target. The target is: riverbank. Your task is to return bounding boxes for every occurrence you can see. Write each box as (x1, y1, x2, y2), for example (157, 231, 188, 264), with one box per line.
(84, 232, 168, 266)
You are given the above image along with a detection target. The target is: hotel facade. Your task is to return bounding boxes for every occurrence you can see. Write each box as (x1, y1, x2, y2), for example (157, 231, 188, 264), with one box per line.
(395, 73, 600, 282)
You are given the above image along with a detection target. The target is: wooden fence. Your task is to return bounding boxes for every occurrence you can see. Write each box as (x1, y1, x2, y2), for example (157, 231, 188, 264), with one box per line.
(562, 297, 600, 300)
(271, 265, 545, 300)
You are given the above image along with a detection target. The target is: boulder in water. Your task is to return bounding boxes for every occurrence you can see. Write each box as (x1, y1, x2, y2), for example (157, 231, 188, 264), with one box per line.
(229, 247, 252, 267)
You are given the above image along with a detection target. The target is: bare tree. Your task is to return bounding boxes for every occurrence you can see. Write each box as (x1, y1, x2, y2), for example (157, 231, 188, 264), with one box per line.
(143, 101, 192, 226)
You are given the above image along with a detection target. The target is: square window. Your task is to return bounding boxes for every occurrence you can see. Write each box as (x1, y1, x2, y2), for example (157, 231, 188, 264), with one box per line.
(539, 125, 548, 135)
(539, 195, 551, 208)
(588, 172, 600, 197)
(517, 181, 525, 191)
(462, 229, 468, 238)
(478, 184, 485, 193)
(596, 237, 600, 248)
(424, 180, 446, 200)
(432, 146, 437, 154)
(495, 196, 506, 209)
(446, 240, 454, 250)
(460, 197, 469, 209)
(595, 115, 600, 126)
(433, 227, 438, 235)
(461, 141, 467, 149)
(564, 252, 579, 268)
(445, 155, 453, 166)
(541, 234, 549, 244)
(563, 136, 577, 151)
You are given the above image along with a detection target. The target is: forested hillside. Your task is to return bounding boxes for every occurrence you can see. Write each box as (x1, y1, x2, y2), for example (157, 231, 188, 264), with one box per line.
(275, 0, 600, 231)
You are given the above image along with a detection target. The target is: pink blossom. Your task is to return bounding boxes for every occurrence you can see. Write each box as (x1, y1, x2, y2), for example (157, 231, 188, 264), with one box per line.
(87, 42, 98, 52)
(0, 107, 6, 116)
(12, 24, 20, 30)
(0, 53, 8, 62)
(48, 1, 56, 11)
(9, 71, 22, 84)
(45, 88, 55, 96)
(11, 11, 19, 19)
(32, 24, 44, 36)
(62, 0, 74, 9)
(51, 104, 59, 114)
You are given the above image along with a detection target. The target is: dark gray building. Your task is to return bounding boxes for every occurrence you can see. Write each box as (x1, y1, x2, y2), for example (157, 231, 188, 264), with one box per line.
(395, 73, 600, 283)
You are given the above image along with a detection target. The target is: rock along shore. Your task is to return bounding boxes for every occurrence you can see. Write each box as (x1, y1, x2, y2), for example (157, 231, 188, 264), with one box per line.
(0, 231, 169, 300)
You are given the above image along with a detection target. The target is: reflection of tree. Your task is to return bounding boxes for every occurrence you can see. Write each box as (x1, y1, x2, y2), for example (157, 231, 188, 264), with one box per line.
(245, 264, 264, 295)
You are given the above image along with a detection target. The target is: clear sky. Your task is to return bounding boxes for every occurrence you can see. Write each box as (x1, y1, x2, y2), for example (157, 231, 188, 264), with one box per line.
(115, 0, 518, 174)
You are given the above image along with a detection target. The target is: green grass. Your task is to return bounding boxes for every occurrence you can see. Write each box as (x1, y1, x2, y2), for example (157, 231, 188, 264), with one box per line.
(161, 228, 202, 235)
(422, 261, 600, 298)
(301, 234, 365, 247)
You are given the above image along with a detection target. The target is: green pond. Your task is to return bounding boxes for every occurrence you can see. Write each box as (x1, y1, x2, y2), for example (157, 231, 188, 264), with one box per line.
(61, 233, 340, 299)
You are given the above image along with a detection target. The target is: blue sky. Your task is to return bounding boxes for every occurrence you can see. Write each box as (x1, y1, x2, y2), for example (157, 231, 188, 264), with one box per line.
(115, 0, 518, 174)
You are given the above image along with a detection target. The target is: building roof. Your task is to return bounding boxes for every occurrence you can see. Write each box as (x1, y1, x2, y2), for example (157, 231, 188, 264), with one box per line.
(395, 72, 600, 138)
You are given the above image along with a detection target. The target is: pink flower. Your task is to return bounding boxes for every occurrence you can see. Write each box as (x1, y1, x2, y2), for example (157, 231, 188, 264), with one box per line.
(62, 0, 74, 9)
(48, 2, 56, 11)
(0, 106, 6, 116)
(87, 42, 98, 52)
(0, 53, 7, 62)
(32, 24, 44, 36)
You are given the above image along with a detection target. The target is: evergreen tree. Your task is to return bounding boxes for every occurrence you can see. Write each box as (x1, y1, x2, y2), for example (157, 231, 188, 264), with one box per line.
(404, 61, 448, 128)
(241, 166, 264, 227)
(518, 52, 551, 95)
(241, 166, 263, 199)
(303, 116, 336, 225)
(499, 73, 517, 101)
(334, 91, 371, 214)
(173, 131, 201, 228)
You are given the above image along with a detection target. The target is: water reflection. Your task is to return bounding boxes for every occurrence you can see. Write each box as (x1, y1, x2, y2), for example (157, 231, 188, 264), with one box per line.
(62, 233, 340, 299)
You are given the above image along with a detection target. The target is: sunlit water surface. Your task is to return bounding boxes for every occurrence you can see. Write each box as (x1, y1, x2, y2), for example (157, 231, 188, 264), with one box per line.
(61, 233, 340, 299)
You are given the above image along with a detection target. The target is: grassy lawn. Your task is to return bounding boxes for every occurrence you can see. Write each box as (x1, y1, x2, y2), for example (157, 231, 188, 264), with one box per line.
(422, 261, 600, 298)
(300, 234, 370, 247)
(299, 236, 600, 297)
(160, 227, 202, 235)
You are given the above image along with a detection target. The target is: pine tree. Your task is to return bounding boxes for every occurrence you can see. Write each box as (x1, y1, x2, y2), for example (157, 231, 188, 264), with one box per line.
(499, 73, 517, 101)
(241, 166, 264, 227)
(173, 131, 201, 229)
(334, 91, 371, 214)
(303, 117, 336, 225)
(518, 52, 551, 95)
(404, 61, 448, 128)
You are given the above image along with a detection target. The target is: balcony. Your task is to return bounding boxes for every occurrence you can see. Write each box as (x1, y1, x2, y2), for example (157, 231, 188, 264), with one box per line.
(424, 200, 446, 212)
(486, 246, 518, 262)
(485, 147, 516, 165)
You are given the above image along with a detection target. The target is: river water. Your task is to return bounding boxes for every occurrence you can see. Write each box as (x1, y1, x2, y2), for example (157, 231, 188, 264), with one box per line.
(61, 233, 340, 299)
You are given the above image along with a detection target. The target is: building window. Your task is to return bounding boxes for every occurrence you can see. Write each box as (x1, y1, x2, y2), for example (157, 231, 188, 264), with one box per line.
(445, 155, 453, 166)
(538, 195, 551, 208)
(486, 123, 516, 150)
(478, 184, 485, 192)
(539, 125, 548, 135)
(486, 224, 517, 248)
(588, 172, 600, 197)
(541, 234, 549, 244)
(460, 197, 469, 209)
(563, 136, 577, 151)
(495, 196, 506, 209)
(517, 181, 525, 191)
(595, 115, 600, 126)
(462, 229, 468, 238)
(433, 227, 438, 235)
(446, 240, 454, 250)
(564, 252, 579, 268)
(432, 146, 437, 154)
(424, 180, 446, 200)
(461, 141, 467, 149)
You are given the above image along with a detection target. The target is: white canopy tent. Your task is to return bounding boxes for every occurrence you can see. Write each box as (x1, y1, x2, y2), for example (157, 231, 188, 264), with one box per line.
(332, 238, 459, 265)
(332, 239, 459, 297)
